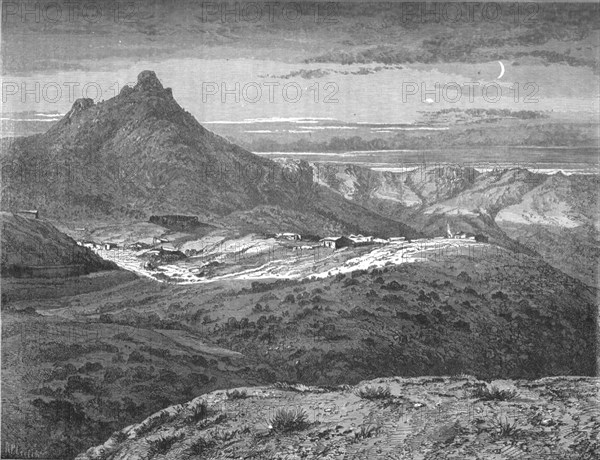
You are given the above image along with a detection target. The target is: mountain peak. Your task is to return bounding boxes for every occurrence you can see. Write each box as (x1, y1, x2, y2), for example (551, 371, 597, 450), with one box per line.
(66, 97, 94, 118)
(135, 70, 164, 92)
(72, 97, 94, 110)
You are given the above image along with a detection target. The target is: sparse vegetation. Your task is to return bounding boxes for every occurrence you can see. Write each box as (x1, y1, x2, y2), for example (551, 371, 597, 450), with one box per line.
(41, 375, 600, 459)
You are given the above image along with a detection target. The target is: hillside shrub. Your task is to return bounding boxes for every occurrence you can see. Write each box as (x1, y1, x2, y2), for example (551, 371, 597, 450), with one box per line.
(65, 375, 97, 395)
(78, 362, 103, 373)
(492, 290, 508, 300)
(127, 350, 146, 363)
(457, 271, 472, 282)
(384, 281, 403, 290)
(344, 278, 360, 287)
(103, 367, 125, 384)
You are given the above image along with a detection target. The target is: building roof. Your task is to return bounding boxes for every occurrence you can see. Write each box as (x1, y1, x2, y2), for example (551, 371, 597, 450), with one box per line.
(161, 244, 178, 251)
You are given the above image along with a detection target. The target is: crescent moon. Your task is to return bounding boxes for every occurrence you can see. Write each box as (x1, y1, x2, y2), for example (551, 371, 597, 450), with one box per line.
(497, 61, 505, 79)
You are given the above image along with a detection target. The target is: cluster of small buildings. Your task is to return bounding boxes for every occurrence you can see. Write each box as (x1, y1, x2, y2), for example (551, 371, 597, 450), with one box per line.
(321, 234, 400, 249)
(77, 237, 181, 254)
(16, 209, 39, 219)
(320, 236, 353, 249)
(275, 232, 397, 250)
(446, 223, 477, 240)
(275, 232, 301, 241)
(77, 223, 487, 262)
(78, 241, 118, 251)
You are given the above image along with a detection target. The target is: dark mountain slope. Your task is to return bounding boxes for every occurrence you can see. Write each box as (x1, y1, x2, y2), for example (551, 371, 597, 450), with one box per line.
(0, 71, 419, 238)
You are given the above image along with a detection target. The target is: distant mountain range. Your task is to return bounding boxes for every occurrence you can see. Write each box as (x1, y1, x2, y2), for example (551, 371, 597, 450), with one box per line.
(313, 163, 599, 286)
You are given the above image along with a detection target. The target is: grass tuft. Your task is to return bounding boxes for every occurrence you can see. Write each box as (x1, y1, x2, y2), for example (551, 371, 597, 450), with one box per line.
(111, 430, 129, 443)
(188, 437, 216, 455)
(271, 381, 296, 391)
(494, 416, 520, 437)
(356, 385, 392, 400)
(212, 428, 238, 442)
(268, 408, 309, 433)
(186, 401, 209, 423)
(353, 424, 381, 442)
(472, 384, 518, 401)
(226, 389, 248, 400)
(136, 411, 173, 436)
(147, 433, 184, 456)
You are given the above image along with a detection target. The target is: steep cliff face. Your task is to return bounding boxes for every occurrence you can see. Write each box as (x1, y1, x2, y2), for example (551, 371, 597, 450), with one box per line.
(1, 212, 117, 277)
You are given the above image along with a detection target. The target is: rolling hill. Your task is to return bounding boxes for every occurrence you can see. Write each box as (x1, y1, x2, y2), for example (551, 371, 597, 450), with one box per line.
(2, 245, 596, 457)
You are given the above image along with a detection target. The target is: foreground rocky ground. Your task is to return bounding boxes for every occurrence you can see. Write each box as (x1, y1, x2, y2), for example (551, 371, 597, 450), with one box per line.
(78, 376, 599, 460)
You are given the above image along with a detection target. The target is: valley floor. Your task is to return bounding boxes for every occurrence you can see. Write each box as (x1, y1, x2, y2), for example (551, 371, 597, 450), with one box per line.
(92, 237, 491, 284)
